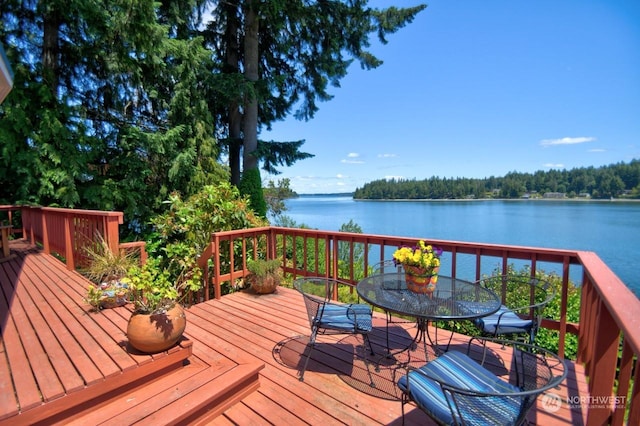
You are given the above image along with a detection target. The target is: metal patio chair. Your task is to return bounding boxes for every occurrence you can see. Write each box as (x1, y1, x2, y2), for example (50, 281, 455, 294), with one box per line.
(461, 274, 555, 345)
(293, 277, 375, 383)
(397, 336, 567, 425)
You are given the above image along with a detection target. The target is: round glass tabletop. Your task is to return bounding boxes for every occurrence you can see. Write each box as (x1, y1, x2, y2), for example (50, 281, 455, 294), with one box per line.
(357, 273, 501, 321)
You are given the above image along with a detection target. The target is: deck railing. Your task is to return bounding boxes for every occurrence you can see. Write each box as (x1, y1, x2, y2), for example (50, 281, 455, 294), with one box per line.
(8, 205, 146, 270)
(200, 226, 639, 426)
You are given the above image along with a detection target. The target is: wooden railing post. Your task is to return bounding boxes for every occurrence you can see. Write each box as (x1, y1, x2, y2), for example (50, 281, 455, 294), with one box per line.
(213, 234, 222, 300)
(63, 212, 75, 270)
(40, 207, 49, 255)
(105, 214, 122, 255)
(586, 300, 619, 426)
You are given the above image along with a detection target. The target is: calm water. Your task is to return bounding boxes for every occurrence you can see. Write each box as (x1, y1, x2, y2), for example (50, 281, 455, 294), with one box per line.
(281, 196, 640, 298)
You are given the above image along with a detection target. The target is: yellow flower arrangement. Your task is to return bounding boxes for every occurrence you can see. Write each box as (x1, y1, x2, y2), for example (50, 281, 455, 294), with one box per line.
(393, 240, 442, 271)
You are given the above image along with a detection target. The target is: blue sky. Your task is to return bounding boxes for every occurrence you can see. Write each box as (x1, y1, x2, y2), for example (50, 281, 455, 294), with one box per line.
(261, 0, 640, 194)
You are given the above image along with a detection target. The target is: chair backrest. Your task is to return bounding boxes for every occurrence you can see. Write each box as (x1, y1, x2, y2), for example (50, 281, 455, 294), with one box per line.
(478, 274, 555, 333)
(399, 336, 567, 425)
(442, 341, 565, 424)
(371, 259, 402, 275)
(293, 277, 337, 328)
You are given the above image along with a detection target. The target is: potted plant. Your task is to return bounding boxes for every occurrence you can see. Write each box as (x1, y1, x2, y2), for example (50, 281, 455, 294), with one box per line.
(121, 256, 194, 353)
(393, 241, 443, 295)
(246, 258, 282, 294)
(82, 234, 137, 310)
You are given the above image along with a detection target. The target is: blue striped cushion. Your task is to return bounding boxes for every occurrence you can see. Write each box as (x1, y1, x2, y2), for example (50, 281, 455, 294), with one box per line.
(397, 351, 523, 425)
(475, 305, 533, 335)
(319, 304, 372, 332)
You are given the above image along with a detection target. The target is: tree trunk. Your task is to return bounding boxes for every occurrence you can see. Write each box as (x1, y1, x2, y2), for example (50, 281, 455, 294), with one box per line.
(225, 1, 243, 186)
(42, 6, 60, 98)
(242, 3, 259, 172)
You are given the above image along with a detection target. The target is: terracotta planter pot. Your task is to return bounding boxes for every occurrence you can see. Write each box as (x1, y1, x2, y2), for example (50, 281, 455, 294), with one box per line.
(127, 304, 186, 353)
(248, 273, 281, 294)
(404, 265, 439, 296)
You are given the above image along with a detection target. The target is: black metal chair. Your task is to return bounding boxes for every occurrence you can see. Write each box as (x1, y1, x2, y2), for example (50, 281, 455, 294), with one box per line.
(371, 259, 402, 275)
(397, 336, 567, 425)
(461, 274, 555, 345)
(293, 277, 375, 383)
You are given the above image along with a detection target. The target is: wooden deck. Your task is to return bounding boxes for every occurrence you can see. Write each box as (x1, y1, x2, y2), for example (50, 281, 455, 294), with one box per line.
(0, 240, 262, 425)
(1, 240, 588, 425)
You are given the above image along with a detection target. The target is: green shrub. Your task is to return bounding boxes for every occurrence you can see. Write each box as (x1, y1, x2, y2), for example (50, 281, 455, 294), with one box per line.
(247, 258, 281, 278)
(146, 182, 268, 296)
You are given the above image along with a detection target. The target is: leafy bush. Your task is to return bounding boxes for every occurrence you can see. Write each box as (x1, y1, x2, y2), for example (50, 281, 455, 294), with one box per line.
(146, 183, 267, 297)
(247, 258, 281, 278)
(123, 256, 180, 314)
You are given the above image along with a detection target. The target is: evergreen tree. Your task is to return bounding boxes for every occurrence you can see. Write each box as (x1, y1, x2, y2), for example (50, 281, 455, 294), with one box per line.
(0, 0, 226, 232)
(204, 1, 427, 184)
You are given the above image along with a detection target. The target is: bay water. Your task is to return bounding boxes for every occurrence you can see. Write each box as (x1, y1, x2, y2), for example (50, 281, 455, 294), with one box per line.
(281, 196, 640, 298)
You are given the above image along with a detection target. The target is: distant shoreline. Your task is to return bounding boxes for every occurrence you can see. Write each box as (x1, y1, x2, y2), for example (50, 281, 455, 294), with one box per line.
(295, 193, 640, 203)
(347, 197, 640, 203)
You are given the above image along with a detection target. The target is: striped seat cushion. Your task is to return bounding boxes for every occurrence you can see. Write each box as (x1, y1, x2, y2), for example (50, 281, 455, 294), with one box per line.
(397, 351, 523, 425)
(318, 303, 373, 332)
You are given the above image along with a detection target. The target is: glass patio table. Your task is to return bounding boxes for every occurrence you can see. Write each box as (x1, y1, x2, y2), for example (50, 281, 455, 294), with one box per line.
(356, 273, 501, 362)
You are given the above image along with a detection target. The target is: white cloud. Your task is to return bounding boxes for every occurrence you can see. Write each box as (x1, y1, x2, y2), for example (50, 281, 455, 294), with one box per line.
(540, 136, 596, 147)
(378, 153, 397, 158)
(341, 152, 364, 164)
(336, 173, 347, 178)
(543, 163, 565, 169)
(588, 148, 606, 152)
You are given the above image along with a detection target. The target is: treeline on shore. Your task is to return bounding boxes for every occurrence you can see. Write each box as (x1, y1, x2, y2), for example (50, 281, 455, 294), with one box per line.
(353, 159, 640, 200)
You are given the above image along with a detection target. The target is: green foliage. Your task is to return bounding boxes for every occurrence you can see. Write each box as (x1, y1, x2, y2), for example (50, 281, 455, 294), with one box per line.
(354, 159, 640, 200)
(148, 183, 267, 296)
(81, 233, 138, 284)
(337, 220, 366, 282)
(238, 168, 267, 218)
(264, 178, 297, 218)
(247, 258, 281, 278)
(0, 0, 228, 232)
(84, 284, 107, 311)
(254, 140, 314, 176)
(208, 2, 425, 182)
(123, 257, 179, 314)
(1, 1, 427, 226)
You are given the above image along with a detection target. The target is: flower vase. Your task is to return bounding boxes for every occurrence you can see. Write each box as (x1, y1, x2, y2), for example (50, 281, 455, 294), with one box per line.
(403, 265, 439, 295)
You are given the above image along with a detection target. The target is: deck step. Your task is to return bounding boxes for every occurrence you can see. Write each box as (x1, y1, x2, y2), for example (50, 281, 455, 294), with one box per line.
(57, 360, 263, 425)
(0, 340, 193, 425)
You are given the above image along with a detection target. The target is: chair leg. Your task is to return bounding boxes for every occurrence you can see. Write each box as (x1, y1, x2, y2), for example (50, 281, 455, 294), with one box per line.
(362, 334, 376, 388)
(385, 310, 392, 351)
(299, 328, 318, 382)
(400, 393, 408, 426)
(364, 333, 375, 356)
